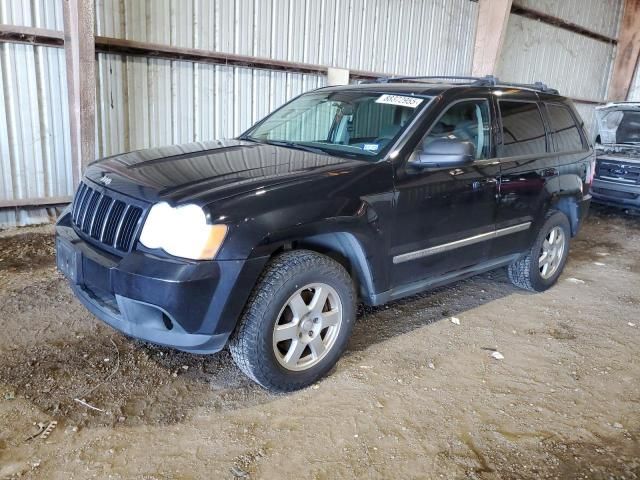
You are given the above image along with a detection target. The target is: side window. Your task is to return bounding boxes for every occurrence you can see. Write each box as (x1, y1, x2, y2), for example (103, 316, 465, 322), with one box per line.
(546, 104, 584, 152)
(421, 100, 491, 160)
(498, 101, 547, 157)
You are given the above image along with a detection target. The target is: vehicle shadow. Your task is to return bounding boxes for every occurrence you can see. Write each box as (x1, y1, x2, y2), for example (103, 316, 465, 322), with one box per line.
(0, 269, 521, 431)
(347, 269, 519, 353)
(0, 211, 622, 431)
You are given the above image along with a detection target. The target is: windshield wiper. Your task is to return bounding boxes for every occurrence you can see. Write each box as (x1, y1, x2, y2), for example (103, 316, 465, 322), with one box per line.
(263, 140, 330, 155)
(242, 137, 364, 159)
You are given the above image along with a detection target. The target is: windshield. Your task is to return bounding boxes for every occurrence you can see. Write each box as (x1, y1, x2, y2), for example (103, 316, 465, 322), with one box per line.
(599, 109, 640, 145)
(242, 90, 429, 160)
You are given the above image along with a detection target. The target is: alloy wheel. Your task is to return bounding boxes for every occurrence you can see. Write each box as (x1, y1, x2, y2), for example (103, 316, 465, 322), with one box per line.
(272, 283, 343, 372)
(538, 226, 566, 279)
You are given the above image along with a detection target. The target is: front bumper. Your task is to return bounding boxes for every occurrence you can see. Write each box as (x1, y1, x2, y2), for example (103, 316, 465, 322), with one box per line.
(591, 178, 640, 209)
(55, 213, 266, 353)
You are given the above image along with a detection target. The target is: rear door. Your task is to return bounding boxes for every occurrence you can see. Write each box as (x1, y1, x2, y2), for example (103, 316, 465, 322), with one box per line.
(391, 94, 500, 288)
(491, 94, 552, 259)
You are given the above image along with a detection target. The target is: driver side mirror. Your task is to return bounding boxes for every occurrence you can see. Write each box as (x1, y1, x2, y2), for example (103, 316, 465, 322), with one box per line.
(411, 138, 476, 168)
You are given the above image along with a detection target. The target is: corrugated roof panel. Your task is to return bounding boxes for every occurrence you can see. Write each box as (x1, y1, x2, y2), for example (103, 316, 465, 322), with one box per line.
(628, 63, 640, 101)
(96, 0, 477, 76)
(96, 53, 327, 158)
(0, 41, 71, 227)
(497, 14, 615, 102)
(512, 0, 623, 39)
(573, 102, 597, 140)
(0, 0, 63, 30)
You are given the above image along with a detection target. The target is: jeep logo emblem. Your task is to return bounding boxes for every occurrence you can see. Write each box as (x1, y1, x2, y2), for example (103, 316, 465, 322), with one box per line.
(99, 175, 112, 186)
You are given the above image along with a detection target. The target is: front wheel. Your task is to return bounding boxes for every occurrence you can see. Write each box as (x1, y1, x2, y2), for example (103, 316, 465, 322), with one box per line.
(507, 211, 571, 292)
(229, 250, 356, 392)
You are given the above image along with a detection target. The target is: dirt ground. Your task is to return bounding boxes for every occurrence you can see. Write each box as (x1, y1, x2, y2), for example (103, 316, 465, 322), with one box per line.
(0, 205, 638, 479)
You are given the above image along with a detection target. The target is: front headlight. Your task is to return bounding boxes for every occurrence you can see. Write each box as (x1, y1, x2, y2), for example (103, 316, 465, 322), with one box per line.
(139, 202, 227, 260)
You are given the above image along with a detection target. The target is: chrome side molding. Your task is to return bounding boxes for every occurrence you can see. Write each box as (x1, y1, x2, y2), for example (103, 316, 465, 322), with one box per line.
(393, 222, 531, 264)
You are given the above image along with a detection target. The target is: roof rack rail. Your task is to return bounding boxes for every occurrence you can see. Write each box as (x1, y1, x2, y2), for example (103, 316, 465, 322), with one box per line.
(373, 75, 497, 86)
(372, 75, 559, 94)
(494, 80, 559, 95)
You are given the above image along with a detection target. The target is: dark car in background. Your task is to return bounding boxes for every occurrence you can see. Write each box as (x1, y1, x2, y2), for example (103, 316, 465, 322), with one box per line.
(56, 76, 593, 391)
(592, 102, 640, 210)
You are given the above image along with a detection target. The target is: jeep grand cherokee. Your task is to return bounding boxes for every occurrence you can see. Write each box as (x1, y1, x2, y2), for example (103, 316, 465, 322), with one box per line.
(56, 76, 593, 391)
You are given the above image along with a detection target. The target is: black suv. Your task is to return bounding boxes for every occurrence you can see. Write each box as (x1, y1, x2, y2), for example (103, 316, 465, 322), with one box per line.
(56, 76, 594, 391)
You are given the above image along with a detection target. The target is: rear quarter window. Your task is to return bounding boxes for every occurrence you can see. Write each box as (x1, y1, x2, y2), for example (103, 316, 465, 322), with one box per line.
(498, 100, 547, 157)
(545, 103, 585, 152)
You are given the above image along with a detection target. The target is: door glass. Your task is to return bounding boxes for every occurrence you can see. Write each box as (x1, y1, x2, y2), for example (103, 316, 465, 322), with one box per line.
(546, 104, 584, 152)
(420, 100, 491, 160)
(498, 101, 547, 157)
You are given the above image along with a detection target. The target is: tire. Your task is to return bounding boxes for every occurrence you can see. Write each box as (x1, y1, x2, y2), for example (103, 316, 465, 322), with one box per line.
(229, 250, 356, 392)
(507, 211, 571, 292)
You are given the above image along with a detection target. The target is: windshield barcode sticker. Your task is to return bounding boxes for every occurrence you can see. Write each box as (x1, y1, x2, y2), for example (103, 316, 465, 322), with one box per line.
(375, 94, 423, 108)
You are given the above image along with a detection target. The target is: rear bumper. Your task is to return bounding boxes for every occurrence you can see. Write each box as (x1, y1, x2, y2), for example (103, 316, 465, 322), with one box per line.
(55, 212, 266, 353)
(591, 178, 640, 209)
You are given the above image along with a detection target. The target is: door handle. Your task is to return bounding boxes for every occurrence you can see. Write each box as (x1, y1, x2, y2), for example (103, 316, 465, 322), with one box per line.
(472, 177, 498, 190)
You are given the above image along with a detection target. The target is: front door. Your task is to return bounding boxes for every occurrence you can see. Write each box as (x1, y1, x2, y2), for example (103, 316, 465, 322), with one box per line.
(391, 97, 499, 288)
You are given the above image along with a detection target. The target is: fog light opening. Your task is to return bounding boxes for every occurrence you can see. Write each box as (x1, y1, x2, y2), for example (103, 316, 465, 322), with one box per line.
(162, 313, 174, 331)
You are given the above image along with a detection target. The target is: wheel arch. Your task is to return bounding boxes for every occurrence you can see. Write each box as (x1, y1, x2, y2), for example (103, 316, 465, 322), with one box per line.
(251, 230, 378, 305)
(543, 174, 585, 236)
(293, 232, 376, 304)
(551, 194, 581, 236)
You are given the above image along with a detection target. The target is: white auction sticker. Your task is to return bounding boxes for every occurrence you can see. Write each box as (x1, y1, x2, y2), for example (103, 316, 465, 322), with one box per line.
(375, 94, 423, 108)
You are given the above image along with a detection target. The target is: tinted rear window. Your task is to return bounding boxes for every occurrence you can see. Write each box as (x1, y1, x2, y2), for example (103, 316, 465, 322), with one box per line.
(546, 104, 584, 152)
(498, 101, 547, 157)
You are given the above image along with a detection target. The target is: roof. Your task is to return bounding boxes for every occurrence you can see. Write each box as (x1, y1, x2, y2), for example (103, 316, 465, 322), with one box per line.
(316, 82, 454, 97)
(316, 76, 563, 98)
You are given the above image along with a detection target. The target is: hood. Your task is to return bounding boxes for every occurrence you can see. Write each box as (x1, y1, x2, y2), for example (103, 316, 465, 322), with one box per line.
(84, 139, 360, 205)
(595, 102, 640, 146)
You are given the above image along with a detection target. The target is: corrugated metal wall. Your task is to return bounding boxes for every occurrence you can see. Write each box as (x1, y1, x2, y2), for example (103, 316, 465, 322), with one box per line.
(0, 0, 71, 227)
(95, 55, 327, 157)
(94, 0, 478, 157)
(512, 0, 622, 38)
(95, 0, 478, 76)
(0, 0, 64, 29)
(629, 63, 640, 102)
(497, 3, 623, 140)
(1, 0, 479, 227)
(0, 0, 631, 228)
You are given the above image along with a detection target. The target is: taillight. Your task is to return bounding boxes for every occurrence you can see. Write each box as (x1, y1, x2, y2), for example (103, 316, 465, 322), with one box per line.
(587, 154, 596, 185)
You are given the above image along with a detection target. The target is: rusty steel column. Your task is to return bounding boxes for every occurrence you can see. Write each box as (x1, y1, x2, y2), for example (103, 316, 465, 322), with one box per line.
(608, 0, 640, 101)
(63, 0, 96, 186)
(471, 0, 513, 77)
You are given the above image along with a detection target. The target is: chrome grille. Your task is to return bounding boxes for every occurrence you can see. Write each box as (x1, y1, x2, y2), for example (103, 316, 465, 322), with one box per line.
(71, 182, 144, 253)
(595, 159, 640, 185)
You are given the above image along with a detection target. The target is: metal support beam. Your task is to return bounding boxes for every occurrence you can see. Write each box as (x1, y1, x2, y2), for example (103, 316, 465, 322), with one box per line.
(94, 36, 382, 80)
(608, 0, 640, 101)
(63, 0, 96, 186)
(0, 24, 64, 47)
(472, 0, 513, 77)
(511, 6, 617, 44)
(0, 196, 72, 209)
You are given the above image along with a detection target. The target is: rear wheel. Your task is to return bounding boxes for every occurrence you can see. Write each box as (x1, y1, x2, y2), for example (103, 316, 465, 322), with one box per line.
(507, 211, 571, 292)
(229, 250, 356, 392)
